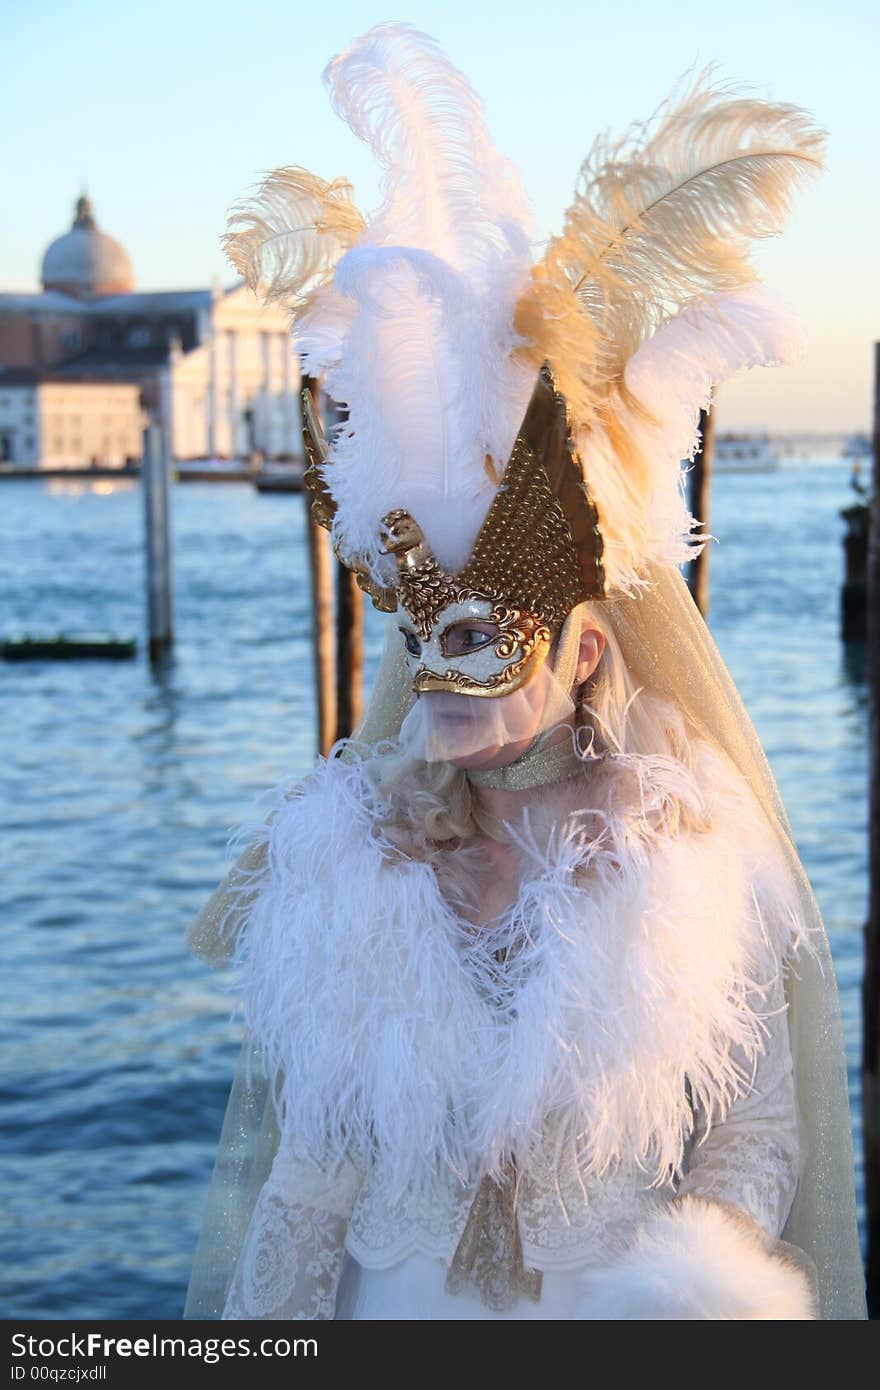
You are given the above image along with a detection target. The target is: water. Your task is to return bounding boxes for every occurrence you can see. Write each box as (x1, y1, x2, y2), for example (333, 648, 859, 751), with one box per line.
(0, 462, 868, 1318)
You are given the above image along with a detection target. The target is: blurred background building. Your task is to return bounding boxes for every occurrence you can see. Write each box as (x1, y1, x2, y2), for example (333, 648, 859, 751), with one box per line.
(0, 193, 300, 468)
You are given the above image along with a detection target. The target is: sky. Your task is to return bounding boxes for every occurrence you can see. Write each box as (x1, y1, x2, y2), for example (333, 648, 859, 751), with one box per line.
(3, 0, 878, 432)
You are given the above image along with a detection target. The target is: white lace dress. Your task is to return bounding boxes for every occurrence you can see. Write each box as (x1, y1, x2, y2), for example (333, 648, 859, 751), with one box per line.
(221, 975, 799, 1321)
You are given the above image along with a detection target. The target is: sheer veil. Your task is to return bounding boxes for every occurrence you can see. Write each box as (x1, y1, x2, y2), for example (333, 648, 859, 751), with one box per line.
(183, 563, 866, 1320)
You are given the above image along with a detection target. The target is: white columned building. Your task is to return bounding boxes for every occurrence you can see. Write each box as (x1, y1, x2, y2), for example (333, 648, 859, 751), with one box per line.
(227, 330, 240, 457)
(0, 194, 303, 466)
(207, 329, 219, 457)
(149, 286, 300, 463)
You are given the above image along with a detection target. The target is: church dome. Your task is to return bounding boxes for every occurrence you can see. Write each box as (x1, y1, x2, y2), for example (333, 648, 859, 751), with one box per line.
(41, 194, 134, 298)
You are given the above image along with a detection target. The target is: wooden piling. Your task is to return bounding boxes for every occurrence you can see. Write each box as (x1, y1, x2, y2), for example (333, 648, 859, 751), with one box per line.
(142, 422, 174, 661)
(300, 377, 337, 757)
(841, 500, 868, 641)
(687, 407, 714, 618)
(335, 564, 364, 740)
(322, 399, 363, 742)
(865, 340, 880, 1317)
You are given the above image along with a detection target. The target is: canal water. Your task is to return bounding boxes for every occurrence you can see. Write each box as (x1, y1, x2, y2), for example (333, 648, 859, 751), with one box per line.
(0, 459, 868, 1317)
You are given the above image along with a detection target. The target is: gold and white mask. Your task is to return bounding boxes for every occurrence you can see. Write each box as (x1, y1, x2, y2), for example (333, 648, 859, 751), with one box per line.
(303, 364, 606, 714)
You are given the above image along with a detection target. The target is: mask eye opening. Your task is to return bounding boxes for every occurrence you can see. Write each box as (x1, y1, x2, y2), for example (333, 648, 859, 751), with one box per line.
(440, 622, 500, 658)
(398, 625, 422, 658)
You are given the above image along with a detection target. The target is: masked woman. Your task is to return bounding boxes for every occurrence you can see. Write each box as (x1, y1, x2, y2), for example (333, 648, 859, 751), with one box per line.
(183, 23, 866, 1320)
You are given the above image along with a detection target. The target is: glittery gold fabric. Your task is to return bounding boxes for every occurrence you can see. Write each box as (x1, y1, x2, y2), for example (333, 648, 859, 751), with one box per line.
(444, 1161, 543, 1310)
(454, 363, 605, 622)
(465, 733, 586, 793)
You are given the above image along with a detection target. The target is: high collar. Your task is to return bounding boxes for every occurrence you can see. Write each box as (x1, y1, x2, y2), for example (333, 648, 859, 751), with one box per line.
(464, 729, 591, 792)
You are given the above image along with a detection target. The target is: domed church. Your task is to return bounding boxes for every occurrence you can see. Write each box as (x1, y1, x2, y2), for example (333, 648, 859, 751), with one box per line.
(41, 194, 135, 300)
(0, 193, 301, 469)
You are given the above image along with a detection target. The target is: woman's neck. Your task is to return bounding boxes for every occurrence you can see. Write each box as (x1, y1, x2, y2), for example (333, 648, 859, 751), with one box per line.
(465, 724, 589, 835)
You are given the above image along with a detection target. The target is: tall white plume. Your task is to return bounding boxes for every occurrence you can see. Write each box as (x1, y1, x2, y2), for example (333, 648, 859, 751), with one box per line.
(295, 23, 537, 581)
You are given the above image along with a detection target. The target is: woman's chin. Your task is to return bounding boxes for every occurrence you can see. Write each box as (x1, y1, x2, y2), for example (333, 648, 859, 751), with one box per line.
(447, 750, 502, 770)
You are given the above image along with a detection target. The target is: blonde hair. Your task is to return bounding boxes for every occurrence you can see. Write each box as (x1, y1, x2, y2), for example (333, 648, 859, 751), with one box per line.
(361, 600, 714, 846)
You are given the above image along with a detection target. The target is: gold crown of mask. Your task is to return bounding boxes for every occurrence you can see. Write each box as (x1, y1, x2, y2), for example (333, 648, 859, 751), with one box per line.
(303, 363, 606, 698)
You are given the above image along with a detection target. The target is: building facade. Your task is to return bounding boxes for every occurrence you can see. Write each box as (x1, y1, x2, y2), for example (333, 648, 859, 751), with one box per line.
(0, 372, 144, 468)
(0, 193, 302, 467)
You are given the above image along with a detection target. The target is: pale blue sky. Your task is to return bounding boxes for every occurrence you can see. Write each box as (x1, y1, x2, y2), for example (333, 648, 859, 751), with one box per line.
(3, 0, 877, 431)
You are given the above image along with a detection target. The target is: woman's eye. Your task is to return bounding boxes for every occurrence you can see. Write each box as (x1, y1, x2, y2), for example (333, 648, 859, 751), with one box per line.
(399, 627, 421, 657)
(443, 624, 498, 656)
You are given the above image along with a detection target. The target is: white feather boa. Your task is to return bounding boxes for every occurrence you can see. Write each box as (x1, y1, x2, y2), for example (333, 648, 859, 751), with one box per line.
(219, 738, 811, 1202)
(575, 1195, 818, 1319)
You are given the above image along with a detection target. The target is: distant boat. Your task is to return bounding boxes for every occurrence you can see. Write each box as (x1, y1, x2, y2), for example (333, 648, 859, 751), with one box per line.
(177, 456, 242, 471)
(253, 459, 305, 493)
(711, 433, 780, 473)
(2, 631, 137, 660)
(176, 456, 255, 482)
(842, 432, 872, 460)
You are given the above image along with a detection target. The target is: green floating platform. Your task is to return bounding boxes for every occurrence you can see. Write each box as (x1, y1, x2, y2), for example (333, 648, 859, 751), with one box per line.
(2, 632, 138, 661)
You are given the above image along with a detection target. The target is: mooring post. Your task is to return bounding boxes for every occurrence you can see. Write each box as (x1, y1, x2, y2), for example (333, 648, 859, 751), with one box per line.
(335, 562, 363, 741)
(300, 376, 337, 757)
(687, 407, 714, 618)
(322, 399, 363, 741)
(142, 421, 174, 661)
(865, 340, 880, 1316)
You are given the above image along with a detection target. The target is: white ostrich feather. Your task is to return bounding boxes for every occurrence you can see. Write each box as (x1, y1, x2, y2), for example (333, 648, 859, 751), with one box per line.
(221, 23, 535, 579)
(221, 167, 365, 314)
(515, 61, 826, 422)
(322, 22, 532, 279)
(299, 245, 534, 579)
(579, 282, 808, 594)
(291, 21, 538, 576)
(217, 730, 811, 1202)
(631, 282, 807, 568)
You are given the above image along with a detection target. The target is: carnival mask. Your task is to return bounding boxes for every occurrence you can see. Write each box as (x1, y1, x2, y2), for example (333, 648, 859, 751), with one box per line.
(303, 364, 607, 698)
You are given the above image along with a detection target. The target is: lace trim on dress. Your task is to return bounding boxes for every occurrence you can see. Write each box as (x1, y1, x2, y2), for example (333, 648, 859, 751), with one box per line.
(222, 1145, 363, 1320)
